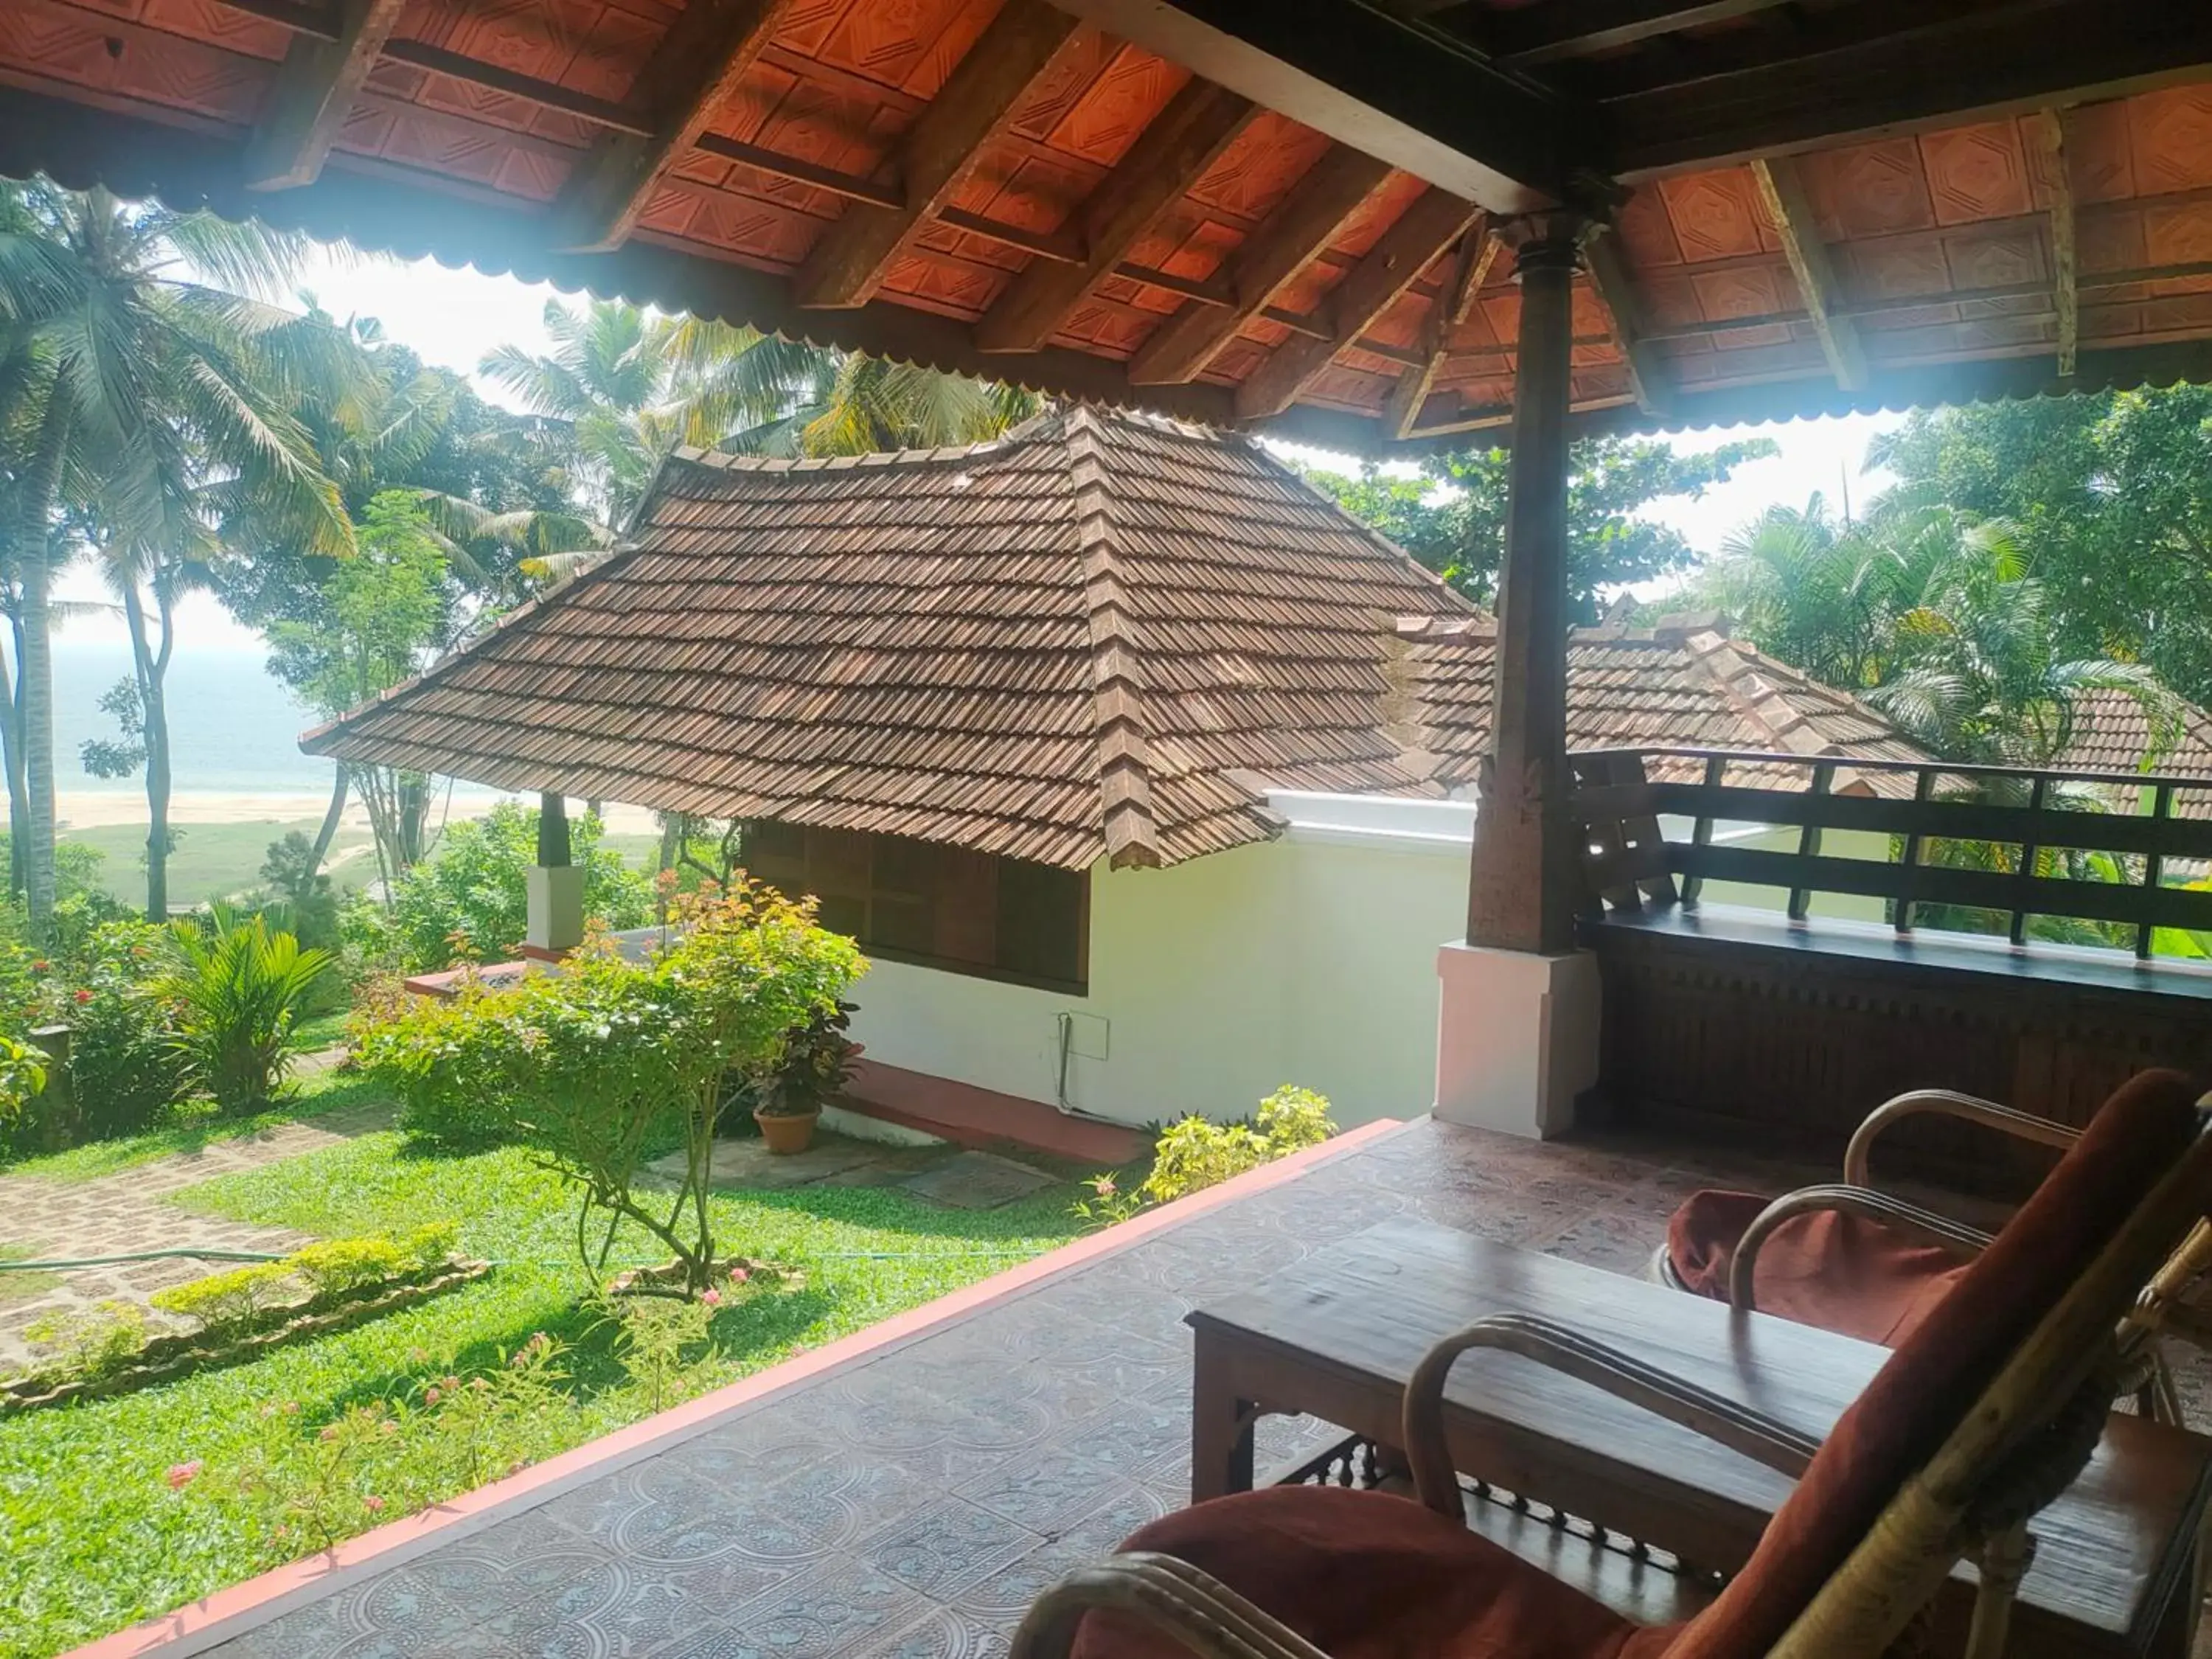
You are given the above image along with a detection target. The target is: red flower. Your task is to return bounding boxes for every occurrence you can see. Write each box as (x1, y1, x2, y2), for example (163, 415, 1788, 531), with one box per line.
(29, 961, 47, 974)
(164, 1461, 202, 1491)
(73, 988, 94, 1005)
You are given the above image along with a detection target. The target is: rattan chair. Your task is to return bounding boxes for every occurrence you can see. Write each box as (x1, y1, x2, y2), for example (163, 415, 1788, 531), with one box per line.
(1012, 1071, 2212, 1659)
(1660, 1086, 2212, 1422)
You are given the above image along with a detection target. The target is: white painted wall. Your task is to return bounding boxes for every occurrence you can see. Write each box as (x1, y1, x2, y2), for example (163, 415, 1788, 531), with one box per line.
(841, 797, 1907, 1133)
(843, 800, 1473, 1131)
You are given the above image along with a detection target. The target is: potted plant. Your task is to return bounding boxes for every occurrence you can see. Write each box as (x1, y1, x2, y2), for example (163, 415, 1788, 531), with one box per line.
(750, 1001, 859, 1154)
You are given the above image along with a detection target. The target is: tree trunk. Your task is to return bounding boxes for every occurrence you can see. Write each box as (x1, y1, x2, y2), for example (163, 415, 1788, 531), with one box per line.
(307, 762, 349, 882)
(17, 398, 70, 945)
(0, 619, 27, 902)
(656, 813, 681, 874)
(122, 582, 173, 921)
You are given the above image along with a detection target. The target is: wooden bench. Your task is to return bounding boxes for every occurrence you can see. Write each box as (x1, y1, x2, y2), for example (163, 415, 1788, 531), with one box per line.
(1188, 1217, 2212, 1658)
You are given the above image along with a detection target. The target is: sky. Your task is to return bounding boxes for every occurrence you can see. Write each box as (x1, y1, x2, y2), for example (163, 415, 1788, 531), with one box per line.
(54, 241, 1904, 655)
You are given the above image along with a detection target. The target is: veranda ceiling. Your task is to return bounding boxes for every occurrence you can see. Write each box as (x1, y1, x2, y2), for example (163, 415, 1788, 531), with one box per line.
(1, 0, 2210, 450)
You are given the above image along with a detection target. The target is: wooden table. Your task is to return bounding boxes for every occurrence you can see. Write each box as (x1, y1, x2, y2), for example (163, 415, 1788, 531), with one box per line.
(1188, 1217, 2212, 1658)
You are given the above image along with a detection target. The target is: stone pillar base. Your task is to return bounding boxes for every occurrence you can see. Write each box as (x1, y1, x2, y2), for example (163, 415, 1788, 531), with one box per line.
(1433, 941, 1601, 1140)
(526, 864, 587, 955)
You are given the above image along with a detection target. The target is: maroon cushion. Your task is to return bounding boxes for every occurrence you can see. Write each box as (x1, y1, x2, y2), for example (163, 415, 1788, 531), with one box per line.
(1667, 1190, 1969, 1346)
(1071, 1486, 1660, 1659)
(1665, 1068, 2204, 1659)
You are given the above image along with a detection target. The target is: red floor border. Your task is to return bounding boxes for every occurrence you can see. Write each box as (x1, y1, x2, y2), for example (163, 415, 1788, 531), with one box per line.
(63, 1117, 1408, 1659)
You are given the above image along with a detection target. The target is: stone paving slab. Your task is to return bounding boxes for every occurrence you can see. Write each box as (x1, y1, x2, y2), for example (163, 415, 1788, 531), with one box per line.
(896, 1150, 1057, 1210)
(0, 1088, 393, 1375)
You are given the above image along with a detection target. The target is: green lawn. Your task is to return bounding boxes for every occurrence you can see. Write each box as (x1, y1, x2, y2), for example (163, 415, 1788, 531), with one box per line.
(0, 1073, 386, 1183)
(59, 819, 375, 908)
(0, 1113, 1088, 1658)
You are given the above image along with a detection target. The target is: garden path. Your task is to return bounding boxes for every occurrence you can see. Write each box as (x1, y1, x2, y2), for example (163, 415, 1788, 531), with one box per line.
(0, 1082, 394, 1375)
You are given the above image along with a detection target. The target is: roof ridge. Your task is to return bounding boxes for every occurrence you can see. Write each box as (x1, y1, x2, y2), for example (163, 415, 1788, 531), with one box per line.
(664, 423, 1046, 475)
(1065, 408, 1164, 869)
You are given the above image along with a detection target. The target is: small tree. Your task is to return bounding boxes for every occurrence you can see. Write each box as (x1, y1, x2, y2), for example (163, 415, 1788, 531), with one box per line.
(158, 908, 336, 1113)
(367, 879, 863, 1291)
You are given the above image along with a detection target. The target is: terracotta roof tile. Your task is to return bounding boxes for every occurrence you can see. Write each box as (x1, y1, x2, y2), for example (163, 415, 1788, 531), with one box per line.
(306, 406, 1467, 868)
(307, 409, 1936, 864)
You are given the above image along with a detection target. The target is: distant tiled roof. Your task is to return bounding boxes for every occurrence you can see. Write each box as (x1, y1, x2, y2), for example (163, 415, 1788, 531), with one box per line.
(1395, 613, 1930, 799)
(2052, 686, 2212, 818)
(304, 406, 1468, 870)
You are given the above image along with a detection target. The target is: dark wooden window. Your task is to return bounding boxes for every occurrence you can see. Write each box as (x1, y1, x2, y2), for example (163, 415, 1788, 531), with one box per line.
(742, 823, 1088, 992)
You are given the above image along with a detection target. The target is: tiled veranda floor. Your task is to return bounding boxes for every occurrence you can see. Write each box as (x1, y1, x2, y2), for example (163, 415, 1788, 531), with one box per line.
(164, 1116, 2205, 1659)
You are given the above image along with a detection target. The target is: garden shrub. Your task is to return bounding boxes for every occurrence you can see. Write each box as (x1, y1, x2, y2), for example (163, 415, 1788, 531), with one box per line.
(289, 1237, 408, 1295)
(381, 802, 653, 971)
(159, 908, 337, 1113)
(150, 1262, 293, 1332)
(22, 1299, 149, 1380)
(1077, 1085, 1338, 1226)
(401, 1220, 459, 1269)
(355, 981, 522, 1148)
(53, 921, 178, 1146)
(359, 880, 864, 1291)
(0, 1033, 46, 1138)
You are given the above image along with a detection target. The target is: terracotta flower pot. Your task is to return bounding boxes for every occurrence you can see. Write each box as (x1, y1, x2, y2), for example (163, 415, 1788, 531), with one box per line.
(754, 1106, 820, 1155)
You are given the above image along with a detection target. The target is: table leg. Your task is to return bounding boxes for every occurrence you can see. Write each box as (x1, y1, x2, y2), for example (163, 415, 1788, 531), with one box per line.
(1191, 1338, 1256, 1501)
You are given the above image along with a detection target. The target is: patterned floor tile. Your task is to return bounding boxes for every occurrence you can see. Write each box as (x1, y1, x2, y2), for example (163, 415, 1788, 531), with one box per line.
(212, 1117, 1960, 1659)
(858, 1495, 1045, 1595)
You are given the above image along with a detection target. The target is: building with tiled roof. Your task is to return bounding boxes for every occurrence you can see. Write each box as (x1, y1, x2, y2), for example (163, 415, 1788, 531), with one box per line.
(2051, 686, 2212, 819)
(308, 406, 1935, 1133)
(1396, 613, 1929, 801)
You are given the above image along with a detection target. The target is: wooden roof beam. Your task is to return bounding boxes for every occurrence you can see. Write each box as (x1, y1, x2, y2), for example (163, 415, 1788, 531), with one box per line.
(1580, 223, 1674, 415)
(1482, 0, 1795, 69)
(1384, 220, 1497, 437)
(976, 79, 1256, 354)
(2028, 108, 2079, 380)
(1750, 154, 1865, 392)
(796, 0, 1084, 309)
(1129, 145, 1392, 385)
(1611, 1, 2212, 176)
(1236, 186, 1478, 418)
(240, 0, 407, 190)
(554, 0, 799, 254)
(1043, 0, 1586, 214)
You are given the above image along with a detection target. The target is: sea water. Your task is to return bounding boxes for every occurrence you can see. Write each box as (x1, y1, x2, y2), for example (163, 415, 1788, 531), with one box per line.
(54, 638, 331, 796)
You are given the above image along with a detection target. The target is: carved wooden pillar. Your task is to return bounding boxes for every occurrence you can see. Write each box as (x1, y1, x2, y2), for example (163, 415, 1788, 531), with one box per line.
(1466, 212, 1589, 954)
(527, 790, 584, 957)
(536, 790, 572, 868)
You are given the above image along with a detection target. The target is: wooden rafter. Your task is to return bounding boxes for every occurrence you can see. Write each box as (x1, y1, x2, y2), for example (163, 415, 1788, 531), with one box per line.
(1129, 145, 1393, 385)
(240, 0, 408, 190)
(2028, 107, 2080, 378)
(1044, 0, 1576, 212)
(1234, 186, 1478, 419)
(1751, 155, 1867, 392)
(977, 79, 1256, 354)
(554, 0, 798, 254)
(1384, 223, 1497, 439)
(1581, 225, 1673, 416)
(795, 0, 1083, 310)
(1484, 0, 1793, 69)
(1612, 1, 2212, 176)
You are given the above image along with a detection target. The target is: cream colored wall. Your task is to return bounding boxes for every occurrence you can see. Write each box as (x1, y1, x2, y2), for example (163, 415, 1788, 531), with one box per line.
(842, 834, 1468, 1131)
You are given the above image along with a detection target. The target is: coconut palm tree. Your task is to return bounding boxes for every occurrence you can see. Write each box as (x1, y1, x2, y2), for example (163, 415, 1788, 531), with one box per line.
(0, 182, 352, 932)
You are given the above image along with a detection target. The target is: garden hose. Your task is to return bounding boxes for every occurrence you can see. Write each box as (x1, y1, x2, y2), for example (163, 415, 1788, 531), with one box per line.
(0, 1246, 1044, 1273)
(0, 1248, 285, 1271)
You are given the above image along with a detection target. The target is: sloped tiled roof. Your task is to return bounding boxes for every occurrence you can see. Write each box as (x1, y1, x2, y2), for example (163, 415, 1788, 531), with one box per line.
(307, 409, 1935, 864)
(1396, 613, 1930, 800)
(304, 406, 1469, 869)
(2053, 686, 2212, 819)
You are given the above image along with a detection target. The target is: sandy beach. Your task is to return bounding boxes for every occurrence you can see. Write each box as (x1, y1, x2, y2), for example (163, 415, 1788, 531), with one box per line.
(58, 790, 663, 835)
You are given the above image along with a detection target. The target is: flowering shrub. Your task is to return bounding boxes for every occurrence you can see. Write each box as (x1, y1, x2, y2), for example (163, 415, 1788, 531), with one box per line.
(354, 977, 521, 1148)
(1075, 1085, 1337, 1229)
(358, 879, 864, 1292)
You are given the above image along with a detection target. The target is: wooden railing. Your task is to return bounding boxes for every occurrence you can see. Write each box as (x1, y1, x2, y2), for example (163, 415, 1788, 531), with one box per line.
(1569, 747, 2212, 960)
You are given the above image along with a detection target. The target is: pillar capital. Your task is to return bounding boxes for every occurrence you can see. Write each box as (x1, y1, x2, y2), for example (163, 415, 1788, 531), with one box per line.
(1493, 210, 1594, 276)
